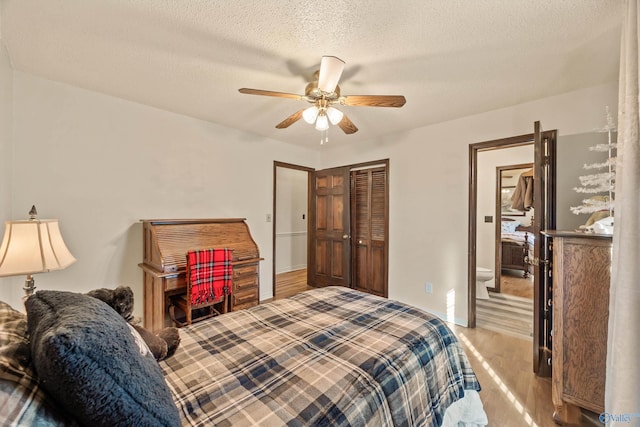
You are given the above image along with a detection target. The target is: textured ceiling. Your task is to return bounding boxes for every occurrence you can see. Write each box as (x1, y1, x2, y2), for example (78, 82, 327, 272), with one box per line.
(0, 0, 625, 148)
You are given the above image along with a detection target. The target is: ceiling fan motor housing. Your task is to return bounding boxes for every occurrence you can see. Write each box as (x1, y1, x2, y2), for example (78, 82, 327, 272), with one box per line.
(305, 80, 341, 101)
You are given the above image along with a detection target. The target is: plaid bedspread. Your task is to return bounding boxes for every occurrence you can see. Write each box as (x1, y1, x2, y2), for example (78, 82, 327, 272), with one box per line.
(0, 301, 78, 426)
(160, 286, 482, 427)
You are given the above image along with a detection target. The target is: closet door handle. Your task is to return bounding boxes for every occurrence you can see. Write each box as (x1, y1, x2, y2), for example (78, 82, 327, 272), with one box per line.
(342, 234, 350, 240)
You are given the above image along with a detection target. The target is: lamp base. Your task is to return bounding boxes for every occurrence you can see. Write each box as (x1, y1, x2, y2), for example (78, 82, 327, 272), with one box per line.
(23, 274, 36, 301)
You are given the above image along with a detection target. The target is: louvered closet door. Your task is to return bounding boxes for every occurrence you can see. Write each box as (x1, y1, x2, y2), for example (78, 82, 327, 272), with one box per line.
(352, 167, 388, 297)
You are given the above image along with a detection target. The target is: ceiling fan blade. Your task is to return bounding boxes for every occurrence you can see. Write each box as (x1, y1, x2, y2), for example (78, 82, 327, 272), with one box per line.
(337, 114, 358, 134)
(275, 109, 305, 129)
(341, 95, 406, 108)
(317, 56, 345, 93)
(239, 88, 305, 101)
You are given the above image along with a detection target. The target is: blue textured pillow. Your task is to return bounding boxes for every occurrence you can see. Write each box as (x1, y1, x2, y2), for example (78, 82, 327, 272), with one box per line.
(25, 291, 180, 427)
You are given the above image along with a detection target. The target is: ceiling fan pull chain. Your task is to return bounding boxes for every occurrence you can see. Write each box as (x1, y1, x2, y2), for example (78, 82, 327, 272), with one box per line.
(320, 129, 328, 145)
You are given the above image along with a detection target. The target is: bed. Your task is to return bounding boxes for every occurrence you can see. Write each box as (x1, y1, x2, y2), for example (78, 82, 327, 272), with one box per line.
(161, 287, 486, 426)
(501, 220, 534, 278)
(1, 287, 487, 427)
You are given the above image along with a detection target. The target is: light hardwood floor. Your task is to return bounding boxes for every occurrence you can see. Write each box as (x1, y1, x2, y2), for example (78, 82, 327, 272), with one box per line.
(274, 268, 313, 300)
(451, 325, 557, 426)
(273, 269, 596, 426)
(501, 269, 534, 299)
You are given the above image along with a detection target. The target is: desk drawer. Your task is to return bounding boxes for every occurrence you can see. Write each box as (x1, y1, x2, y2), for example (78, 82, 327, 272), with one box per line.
(234, 264, 258, 279)
(233, 274, 258, 293)
(163, 275, 185, 292)
(232, 288, 259, 311)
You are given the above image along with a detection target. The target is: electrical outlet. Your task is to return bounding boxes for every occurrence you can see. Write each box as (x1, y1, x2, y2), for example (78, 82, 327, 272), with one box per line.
(266, 214, 272, 222)
(425, 282, 433, 294)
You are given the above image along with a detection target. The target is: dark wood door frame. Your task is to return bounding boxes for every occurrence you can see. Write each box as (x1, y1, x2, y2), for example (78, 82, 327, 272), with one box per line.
(272, 161, 314, 300)
(468, 133, 537, 327)
(469, 127, 556, 377)
(492, 162, 534, 294)
(309, 159, 390, 296)
(273, 159, 389, 298)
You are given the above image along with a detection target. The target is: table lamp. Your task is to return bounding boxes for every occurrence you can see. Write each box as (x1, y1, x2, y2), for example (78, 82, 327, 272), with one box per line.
(0, 206, 76, 299)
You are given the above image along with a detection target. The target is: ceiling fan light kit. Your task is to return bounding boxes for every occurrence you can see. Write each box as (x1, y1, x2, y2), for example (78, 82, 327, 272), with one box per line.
(302, 106, 319, 124)
(315, 113, 329, 131)
(326, 107, 344, 125)
(239, 56, 406, 143)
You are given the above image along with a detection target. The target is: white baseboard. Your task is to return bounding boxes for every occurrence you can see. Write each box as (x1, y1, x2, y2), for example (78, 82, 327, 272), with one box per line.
(275, 264, 307, 274)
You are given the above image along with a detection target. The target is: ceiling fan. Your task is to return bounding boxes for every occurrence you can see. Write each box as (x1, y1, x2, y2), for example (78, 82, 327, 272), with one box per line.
(238, 56, 406, 136)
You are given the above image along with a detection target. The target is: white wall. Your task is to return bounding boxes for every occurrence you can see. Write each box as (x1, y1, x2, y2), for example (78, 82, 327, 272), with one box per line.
(0, 28, 10, 221)
(321, 82, 618, 326)
(275, 167, 307, 273)
(557, 130, 614, 230)
(1, 68, 617, 325)
(0, 32, 15, 303)
(1, 71, 318, 313)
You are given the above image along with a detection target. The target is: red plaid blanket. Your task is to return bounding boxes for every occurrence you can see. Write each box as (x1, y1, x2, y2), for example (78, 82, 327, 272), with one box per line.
(187, 248, 232, 305)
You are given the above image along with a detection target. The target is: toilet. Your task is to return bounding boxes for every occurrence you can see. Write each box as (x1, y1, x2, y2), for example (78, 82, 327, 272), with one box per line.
(476, 267, 493, 300)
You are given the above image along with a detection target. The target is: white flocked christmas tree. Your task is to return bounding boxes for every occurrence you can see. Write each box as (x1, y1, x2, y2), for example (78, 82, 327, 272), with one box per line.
(570, 107, 616, 232)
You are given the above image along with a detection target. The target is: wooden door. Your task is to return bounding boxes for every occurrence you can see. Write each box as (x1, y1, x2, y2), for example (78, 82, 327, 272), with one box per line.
(351, 167, 388, 297)
(308, 166, 351, 287)
(532, 121, 557, 377)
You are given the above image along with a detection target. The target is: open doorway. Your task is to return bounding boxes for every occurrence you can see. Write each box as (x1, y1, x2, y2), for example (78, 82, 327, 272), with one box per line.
(469, 124, 557, 377)
(495, 163, 534, 299)
(272, 162, 313, 300)
(476, 151, 535, 340)
(272, 159, 390, 300)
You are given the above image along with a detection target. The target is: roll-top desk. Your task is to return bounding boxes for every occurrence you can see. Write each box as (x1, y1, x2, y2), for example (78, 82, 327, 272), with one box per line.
(543, 231, 612, 425)
(139, 218, 262, 333)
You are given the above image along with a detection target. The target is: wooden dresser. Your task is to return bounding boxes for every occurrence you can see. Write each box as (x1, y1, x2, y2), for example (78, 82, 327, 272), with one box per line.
(545, 231, 612, 425)
(139, 218, 262, 332)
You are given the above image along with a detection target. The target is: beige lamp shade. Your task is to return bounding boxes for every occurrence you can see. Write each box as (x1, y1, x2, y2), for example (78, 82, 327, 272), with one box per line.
(0, 219, 76, 277)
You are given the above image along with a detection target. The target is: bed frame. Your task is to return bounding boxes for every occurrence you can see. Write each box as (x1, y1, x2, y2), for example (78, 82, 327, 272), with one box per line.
(501, 225, 533, 278)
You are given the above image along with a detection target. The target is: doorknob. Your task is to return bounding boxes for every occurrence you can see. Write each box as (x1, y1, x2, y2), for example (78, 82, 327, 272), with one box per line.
(342, 234, 350, 239)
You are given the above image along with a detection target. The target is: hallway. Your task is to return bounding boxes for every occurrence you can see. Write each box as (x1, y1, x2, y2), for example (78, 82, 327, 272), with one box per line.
(477, 270, 534, 340)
